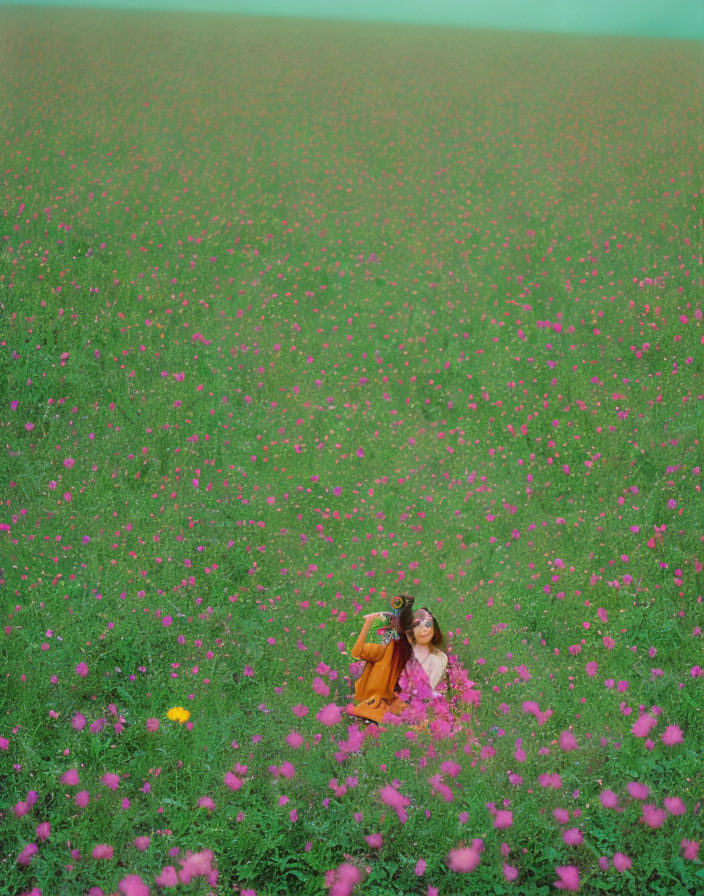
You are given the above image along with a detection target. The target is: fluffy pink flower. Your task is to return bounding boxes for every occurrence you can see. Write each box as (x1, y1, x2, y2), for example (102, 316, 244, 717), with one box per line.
(447, 844, 483, 872)
(134, 836, 150, 851)
(72, 712, 87, 730)
(75, 790, 90, 807)
(559, 730, 578, 751)
(286, 731, 304, 748)
(197, 796, 215, 812)
(553, 808, 570, 824)
(631, 714, 658, 738)
(224, 772, 243, 791)
(146, 718, 160, 732)
(613, 853, 632, 872)
(75, 662, 89, 678)
(661, 725, 683, 746)
(154, 866, 179, 887)
(101, 773, 120, 790)
(292, 703, 309, 717)
(92, 844, 114, 860)
(553, 865, 580, 890)
(365, 833, 383, 848)
(503, 863, 519, 881)
(325, 862, 363, 896)
(36, 822, 50, 841)
(316, 703, 342, 726)
(641, 804, 667, 828)
(627, 782, 650, 800)
(562, 829, 583, 846)
(664, 796, 686, 816)
(494, 810, 513, 829)
(17, 843, 38, 866)
(681, 840, 700, 861)
(178, 849, 214, 884)
(585, 661, 598, 677)
(61, 769, 79, 786)
(414, 859, 426, 876)
(118, 876, 150, 896)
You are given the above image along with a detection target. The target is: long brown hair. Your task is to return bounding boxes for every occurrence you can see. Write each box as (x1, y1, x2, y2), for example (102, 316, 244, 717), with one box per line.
(388, 594, 415, 690)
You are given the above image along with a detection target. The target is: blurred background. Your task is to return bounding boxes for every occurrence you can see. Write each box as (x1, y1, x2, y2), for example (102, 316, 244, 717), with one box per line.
(1, 0, 703, 40)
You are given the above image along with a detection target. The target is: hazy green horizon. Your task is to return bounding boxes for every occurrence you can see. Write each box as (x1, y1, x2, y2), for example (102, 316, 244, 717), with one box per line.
(2, 0, 704, 40)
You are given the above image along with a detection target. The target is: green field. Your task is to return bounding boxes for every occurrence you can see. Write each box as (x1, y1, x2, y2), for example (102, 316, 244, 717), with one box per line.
(1, 7, 703, 895)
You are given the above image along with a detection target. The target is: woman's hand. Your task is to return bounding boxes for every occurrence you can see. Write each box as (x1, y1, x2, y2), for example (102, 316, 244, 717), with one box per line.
(363, 612, 387, 621)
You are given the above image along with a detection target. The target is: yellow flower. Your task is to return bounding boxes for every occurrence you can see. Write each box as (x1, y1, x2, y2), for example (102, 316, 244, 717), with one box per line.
(167, 706, 190, 724)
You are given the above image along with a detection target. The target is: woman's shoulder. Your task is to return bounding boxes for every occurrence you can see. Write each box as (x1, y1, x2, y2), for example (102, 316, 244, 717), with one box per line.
(431, 648, 448, 668)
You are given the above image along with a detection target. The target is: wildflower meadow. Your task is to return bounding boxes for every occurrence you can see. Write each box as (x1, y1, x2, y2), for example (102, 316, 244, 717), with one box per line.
(1, 7, 703, 896)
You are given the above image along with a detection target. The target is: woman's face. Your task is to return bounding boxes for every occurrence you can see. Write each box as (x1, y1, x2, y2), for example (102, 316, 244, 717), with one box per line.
(411, 609, 435, 646)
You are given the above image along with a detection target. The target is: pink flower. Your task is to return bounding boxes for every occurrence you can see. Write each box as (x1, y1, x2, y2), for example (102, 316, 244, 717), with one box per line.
(178, 849, 214, 884)
(503, 863, 519, 881)
(661, 725, 683, 746)
(631, 714, 658, 737)
(17, 843, 38, 866)
(553, 808, 570, 824)
(92, 844, 114, 860)
(494, 810, 513, 829)
(154, 865, 179, 887)
(61, 769, 79, 786)
(75, 662, 88, 677)
(197, 796, 215, 812)
(553, 865, 580, 890)
(641, 804, 667, 828)
(627, 781, 649, 800)
(101, 772, 120, 790)
(316, 703, 342, 726)
(134, 836, 150, 851)
(562, 829, 583, 846)
(600, 789, 620, 809)
(414, 859, 426, 876)
(36, 822, 51, 841)
(365, 833, 383, 848)
(72, 712, 87, 730)
(559, 730, 578, 751)
(585, 661, 598, 677)
(613, 853, 632, 872)
(447, 845, 482, 872)
(286, 731, 304, 748)
(146, 718, 160, 732)
(681, 840, 700, 861)
(292, 704, 309, 717)
(75, 790, 90, 807)
(664, 796, 686, 816)
(224, 772, 243, 791)
(325, 862, 363, 896)
(118, 875, 151, 896)
(313, 677, 330, 696)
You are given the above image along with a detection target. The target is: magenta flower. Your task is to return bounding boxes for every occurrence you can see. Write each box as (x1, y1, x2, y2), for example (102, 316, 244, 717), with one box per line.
(17, 842, 38, 866)
(613, 853, 632, 872)
(101, 772, 120, 790)
(118, 875, 151, 896)
(92, 844, 114, 860)
(447, 844, 483, 872)
(562, 828, 583, 846)
(61, 769, 79, 786)
(316, 703, 342, 726)
(664, 796, 686, 815)
(641, 804, 667, 828)
(661, 725, 683, 745)
(553, 865, 580, 890)
(494, 810, 513, 829)
(146, 718, 160, 732)
(75, 662, 89, 678)
(627, 781, 650, 800)
(155, 866, 179, 887)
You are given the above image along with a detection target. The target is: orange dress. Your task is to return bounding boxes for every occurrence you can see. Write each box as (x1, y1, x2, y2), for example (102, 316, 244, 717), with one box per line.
(345, 628, 408, 723)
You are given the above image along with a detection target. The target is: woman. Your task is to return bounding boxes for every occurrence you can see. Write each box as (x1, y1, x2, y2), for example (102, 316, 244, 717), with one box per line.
(345, 595, 448, 724)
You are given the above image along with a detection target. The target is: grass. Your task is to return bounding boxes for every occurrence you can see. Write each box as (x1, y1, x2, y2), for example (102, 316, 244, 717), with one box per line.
(1, 6, 703, 896)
